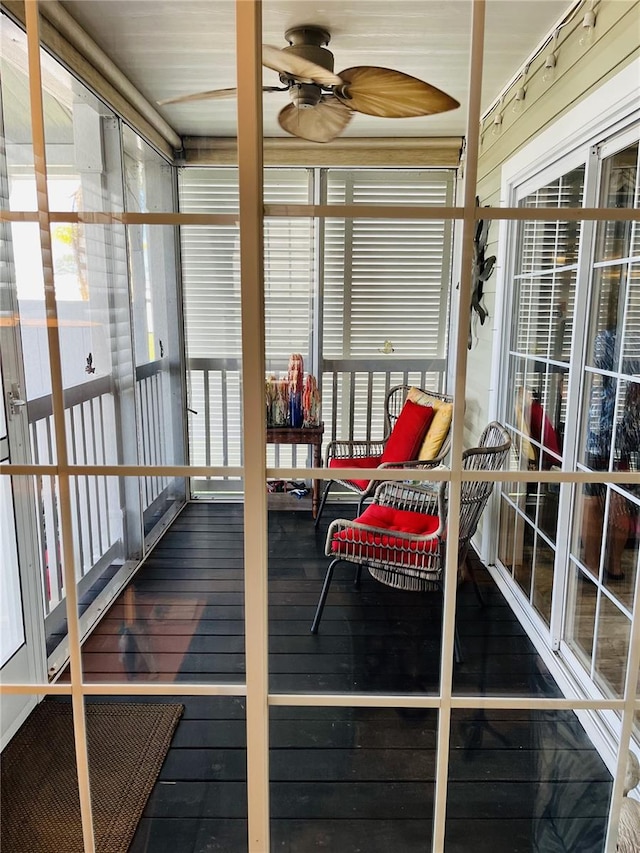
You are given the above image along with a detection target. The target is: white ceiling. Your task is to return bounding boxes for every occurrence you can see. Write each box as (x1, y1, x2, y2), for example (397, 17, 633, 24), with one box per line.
(59, 0, 571, 139)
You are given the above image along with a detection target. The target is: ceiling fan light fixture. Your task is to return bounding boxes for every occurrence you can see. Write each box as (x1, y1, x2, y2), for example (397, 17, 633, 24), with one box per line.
(290, 82, 323, 109)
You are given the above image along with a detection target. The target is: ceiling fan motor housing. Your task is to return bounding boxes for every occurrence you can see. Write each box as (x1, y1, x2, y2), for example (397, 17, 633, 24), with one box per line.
(282, 26, 335, 76)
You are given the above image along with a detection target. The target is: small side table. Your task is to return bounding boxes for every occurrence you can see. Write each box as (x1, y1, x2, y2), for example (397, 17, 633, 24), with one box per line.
(266, 424, 324, 518)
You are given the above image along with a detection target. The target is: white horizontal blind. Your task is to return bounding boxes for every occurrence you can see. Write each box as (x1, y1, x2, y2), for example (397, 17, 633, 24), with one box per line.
(322, 169, 454, 443)
(179, 167, 456, 476)
(179, 168, 313, 472)
(501, 167, 586, 475)
(323, 170, 454, 359)
(179, 168, 241, 363)
(179, 168, 313, 364)
(263, 171, 314, 372)
(514, 167, 584, 366)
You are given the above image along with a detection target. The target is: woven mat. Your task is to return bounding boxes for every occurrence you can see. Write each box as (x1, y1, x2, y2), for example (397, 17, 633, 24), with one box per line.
(1, 700, 183, 853)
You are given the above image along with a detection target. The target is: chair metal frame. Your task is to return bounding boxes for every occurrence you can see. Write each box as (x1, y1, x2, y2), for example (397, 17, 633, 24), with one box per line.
(315, 384, 454, 527)
(310, 422, 512, 663)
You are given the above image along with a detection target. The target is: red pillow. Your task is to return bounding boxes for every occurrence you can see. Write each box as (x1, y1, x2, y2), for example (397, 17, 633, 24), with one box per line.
(381, 399, 435, 463)
(328, 455, 382, 490)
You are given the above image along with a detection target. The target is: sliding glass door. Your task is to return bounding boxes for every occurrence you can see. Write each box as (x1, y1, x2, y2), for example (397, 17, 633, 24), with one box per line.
(497, 128, 640, 719)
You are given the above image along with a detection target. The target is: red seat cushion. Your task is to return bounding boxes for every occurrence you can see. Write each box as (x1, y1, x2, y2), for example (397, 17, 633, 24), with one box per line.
(331, 503, 440, 566)
(381, 400, 435, 464)
(357, 503, 440, 536)
(328, 455, 382, 490)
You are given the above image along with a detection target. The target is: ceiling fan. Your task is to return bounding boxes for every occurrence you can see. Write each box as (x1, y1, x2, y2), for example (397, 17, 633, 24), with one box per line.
(158, 25, 460, 143)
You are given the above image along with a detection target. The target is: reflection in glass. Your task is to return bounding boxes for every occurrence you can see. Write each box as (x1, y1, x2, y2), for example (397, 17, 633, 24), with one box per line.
(509, 366, 565, 474)
(82, 582, 210, 684)
(498, 496, 516, 571)
(538, 483, 560, 544)
(0, 475, 26, 665)
(532, 535, 554, 625)
(595, 141, 638, 261)
(271, 706, 436, 849)
(572, 485, 601, 578)
(505, 356, 525, 430)
(0, 15, 123, 214)
(1, 15, 36, 211)
(446, 708, 610, 851)
(602, 489, 639, 610)
(80, 494, 245, 685)
(622, 266, 640, 357)
(594, 594, 631, 698)
(514, 511, 533, 599)
(524, 480, 539, 522)
(565, 564, 597, 667)
(579, 370, 616, 471)
(550, 270, 576, 363)
(9, 223, 49, 402)
(584, 267, 637, 374)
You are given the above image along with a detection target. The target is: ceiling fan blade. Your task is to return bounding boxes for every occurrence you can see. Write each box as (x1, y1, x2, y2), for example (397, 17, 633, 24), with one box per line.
(158, 86, 285, 106)
(262, 44, 342, 87)
(278, 97, 353, 143)
(334, 66, 459, 118)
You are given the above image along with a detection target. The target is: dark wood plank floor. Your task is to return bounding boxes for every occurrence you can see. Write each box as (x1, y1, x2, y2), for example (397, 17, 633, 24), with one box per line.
(75, 502, 611, 852)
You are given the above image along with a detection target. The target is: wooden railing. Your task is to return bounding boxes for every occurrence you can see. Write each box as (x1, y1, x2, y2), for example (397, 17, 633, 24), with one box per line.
(26, 363, 172, 615)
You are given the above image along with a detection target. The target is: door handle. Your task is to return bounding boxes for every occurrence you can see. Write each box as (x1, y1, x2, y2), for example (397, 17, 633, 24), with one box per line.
(7, 383, 26, 417)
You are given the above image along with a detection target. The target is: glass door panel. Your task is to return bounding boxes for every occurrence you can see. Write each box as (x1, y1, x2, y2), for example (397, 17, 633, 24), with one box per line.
(123, 127, 186, 540)
(564, 140, 640, 701)
(0, 55, 47, 742)
(497, 169, 583, 632)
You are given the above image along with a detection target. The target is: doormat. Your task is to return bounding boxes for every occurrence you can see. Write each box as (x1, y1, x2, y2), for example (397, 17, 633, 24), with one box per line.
(1, 699, 183, 853)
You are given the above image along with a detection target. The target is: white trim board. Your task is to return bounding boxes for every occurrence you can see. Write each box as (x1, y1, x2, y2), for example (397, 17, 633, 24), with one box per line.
(499, 57, 640, 194)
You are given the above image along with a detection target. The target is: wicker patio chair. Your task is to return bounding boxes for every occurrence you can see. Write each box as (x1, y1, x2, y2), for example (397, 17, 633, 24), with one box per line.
(315, 384, 454, 527)
(310, 421, 512, 662)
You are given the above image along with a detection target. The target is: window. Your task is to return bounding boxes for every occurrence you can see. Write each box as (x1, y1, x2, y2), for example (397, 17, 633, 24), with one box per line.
(179, 167, 455, 482)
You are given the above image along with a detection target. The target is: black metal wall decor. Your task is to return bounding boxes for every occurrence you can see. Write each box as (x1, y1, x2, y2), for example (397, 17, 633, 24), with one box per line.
(469, 196, 496, 349)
